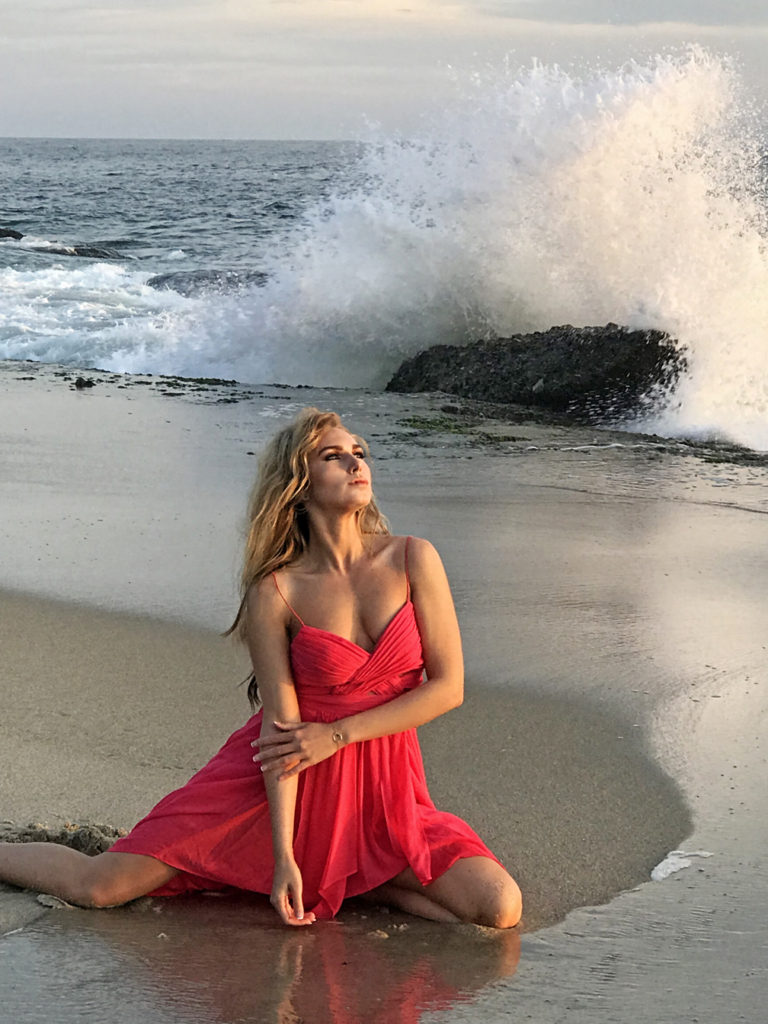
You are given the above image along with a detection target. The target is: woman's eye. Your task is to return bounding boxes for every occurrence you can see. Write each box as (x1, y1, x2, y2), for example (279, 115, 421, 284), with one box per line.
(354, 451, 366, 459)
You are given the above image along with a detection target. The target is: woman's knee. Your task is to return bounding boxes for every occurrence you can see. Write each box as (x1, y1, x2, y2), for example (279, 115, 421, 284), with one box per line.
(64, 878, 120, 908)
(474, 874, 523, 929)
(67, 858, 128, 908)
(75, 881, 123, 908)
(430, 858, 523, 928)
(67, 852, 167, 909)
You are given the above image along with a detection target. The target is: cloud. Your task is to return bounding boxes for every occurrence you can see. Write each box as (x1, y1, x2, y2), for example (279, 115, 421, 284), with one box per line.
(2, 0, 767, 139)
(477, 0, 768, 28)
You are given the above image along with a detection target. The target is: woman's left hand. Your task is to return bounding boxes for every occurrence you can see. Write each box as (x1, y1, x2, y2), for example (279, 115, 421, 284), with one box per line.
(252, 721, 342, 780)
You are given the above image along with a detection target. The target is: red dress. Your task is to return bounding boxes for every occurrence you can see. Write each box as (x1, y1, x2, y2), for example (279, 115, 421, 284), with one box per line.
(110, 591, 499, 919)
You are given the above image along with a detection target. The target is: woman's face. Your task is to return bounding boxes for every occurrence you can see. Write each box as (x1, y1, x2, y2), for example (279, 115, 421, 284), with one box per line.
(305, 427, 372, 513)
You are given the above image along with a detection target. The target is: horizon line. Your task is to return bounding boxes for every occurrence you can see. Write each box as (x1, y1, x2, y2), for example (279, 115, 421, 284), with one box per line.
(0, 134, 357, 144)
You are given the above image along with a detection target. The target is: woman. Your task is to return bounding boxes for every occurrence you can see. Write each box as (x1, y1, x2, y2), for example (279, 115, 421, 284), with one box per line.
(0, 409, 521, 929)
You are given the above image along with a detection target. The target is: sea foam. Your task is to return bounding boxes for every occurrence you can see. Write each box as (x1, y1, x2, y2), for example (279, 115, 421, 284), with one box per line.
(203, 47, 768, 450)
(2, 49, 767, 448)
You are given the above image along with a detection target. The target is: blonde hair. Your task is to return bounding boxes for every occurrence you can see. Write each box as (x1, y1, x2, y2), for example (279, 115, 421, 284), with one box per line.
(228, 407, 389, 642)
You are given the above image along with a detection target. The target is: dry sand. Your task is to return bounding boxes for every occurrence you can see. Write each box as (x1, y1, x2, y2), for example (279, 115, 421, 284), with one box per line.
(1, 362, 767, 1022)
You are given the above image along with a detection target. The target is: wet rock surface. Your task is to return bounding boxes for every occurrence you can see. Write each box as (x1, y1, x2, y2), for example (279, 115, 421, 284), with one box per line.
(147, 269, 269, 296)
(387, 323, 686, 422)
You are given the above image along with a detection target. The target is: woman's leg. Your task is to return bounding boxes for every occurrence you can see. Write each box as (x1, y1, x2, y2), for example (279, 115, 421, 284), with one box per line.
(367, 857, 522, 929)
(361, 880, 462, 923)
(0, 842, 177, 908)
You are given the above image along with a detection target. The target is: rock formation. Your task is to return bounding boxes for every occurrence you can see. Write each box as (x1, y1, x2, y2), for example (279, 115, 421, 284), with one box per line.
(386, 324, 686, 421)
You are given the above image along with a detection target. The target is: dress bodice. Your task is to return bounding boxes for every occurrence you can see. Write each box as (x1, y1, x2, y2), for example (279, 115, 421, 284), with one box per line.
(290, 600, 424, 718)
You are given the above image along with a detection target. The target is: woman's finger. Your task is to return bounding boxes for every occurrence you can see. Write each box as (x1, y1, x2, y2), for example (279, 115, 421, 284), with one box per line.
(288, 876, 305, 922)
(259, 753, 303, 774)
(252, 733, 295, 750)
(271, 890, 291, 925)
(253, 720, 302, 745)
(252, 747, 291, 763)
(252, 744, 298, 764)
(286, 914, 314, 927)
(251, 736, 300, 756)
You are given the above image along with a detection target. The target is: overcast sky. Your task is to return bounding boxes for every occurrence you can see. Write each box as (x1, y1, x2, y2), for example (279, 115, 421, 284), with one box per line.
(0, 0, 765, 138)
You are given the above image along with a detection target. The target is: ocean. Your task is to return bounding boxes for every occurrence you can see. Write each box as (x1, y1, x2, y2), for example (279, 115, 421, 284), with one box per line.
(1, 47, 767, 450)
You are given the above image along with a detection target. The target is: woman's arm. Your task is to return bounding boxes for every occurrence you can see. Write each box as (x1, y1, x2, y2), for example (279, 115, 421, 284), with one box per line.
(245, 580, 315, 926)
(254, 538, 464, 778)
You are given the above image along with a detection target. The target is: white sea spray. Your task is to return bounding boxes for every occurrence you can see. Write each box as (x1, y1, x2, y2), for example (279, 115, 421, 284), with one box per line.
(1, 49, 767, 447)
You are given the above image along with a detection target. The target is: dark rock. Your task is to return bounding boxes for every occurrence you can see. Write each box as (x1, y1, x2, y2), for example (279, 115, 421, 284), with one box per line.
(2, 227, 126, 257)
(40, 244, 127, 259)
(147, 269, 269, 297)
(74, 376, 95, 389)
(386, 324, 687, 422)
(72, 244, 126, 259)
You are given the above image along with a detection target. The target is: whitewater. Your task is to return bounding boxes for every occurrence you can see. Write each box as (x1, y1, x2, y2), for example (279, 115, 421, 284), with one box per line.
(1, 48, 767, 449)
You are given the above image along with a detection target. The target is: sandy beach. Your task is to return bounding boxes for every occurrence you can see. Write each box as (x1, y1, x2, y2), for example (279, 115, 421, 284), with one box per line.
(2, 361, 767, 1022)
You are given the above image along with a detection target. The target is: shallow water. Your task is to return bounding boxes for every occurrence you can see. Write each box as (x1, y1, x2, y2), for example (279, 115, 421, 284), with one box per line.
(1, 898, 521, 1024)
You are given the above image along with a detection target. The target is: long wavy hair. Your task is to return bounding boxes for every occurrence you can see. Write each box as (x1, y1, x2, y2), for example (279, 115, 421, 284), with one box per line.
(228, 407, 389, 652)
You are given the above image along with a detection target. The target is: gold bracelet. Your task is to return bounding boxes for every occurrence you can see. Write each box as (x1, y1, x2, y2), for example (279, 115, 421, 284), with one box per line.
(331, 729, 345, 747)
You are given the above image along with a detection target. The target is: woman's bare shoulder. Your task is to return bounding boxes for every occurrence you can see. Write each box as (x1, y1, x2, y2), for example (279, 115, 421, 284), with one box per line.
(401, 534, 439, 560)
(246, 573, 291, 626)
(404, 535, 437, 553)
(244, 575, 296, 674)
(372, 533, 442, 576)
(367, 532, 422, 561)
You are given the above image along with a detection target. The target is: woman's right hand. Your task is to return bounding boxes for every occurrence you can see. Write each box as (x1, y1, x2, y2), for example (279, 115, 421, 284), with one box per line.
(271, 855, 316, 926)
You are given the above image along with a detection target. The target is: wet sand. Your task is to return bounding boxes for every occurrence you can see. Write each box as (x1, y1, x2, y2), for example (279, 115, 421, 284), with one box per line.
(1, 362, 767, 1022)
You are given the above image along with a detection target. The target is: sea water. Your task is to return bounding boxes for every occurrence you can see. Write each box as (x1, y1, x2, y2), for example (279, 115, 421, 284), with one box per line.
(2, 48, 767, 449)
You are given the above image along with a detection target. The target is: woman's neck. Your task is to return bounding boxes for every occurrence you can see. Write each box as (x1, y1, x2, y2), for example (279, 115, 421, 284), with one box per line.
(303, 511, 367, 572)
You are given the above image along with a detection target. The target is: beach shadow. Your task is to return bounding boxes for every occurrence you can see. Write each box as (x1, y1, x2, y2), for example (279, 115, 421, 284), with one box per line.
(420, 685, 693, 930)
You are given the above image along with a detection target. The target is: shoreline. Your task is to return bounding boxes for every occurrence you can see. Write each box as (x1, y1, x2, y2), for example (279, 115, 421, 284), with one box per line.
(4, 356, 767, 469)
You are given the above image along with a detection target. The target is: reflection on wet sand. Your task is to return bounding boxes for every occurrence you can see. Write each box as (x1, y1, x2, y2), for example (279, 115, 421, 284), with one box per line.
(37, 893, 520, 1023)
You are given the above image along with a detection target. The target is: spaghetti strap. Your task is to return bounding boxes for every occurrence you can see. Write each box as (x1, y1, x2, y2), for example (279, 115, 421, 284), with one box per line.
(404, 535, 412, 601)
(272, 572, 305, 626)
